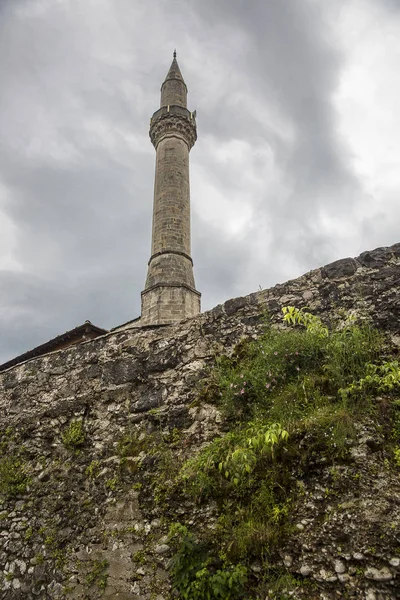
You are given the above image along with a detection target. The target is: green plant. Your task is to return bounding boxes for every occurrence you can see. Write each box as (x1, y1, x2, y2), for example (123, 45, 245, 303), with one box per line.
(218, 423, 288, 485)
(323, 325, 383, 393)
(282, 306, 329, 338)
(215, 480, 291, 562)
(85, 460, 100, 479)
(105, 477, 118, 491)
(394, 447, 400, 467)
(339, 361, 400, 400)
(52, 548, 66, 569)
(212, 325, 328, 421)
(133, 550, 146, 564)
(0, 427, 15, 454)
(180, 434, 234, 500)
(255, 568, 301, 599)
(285, 307, 383, 389)
(117, 429, 153, 458)
(164, 427, 183, 445)
(45, 534, 55, 546)
(168, 523, 247, 599)
(146, 435, 185, 508)
(62, 419, 85, 451)
(136, 307, 396, 597)
(86, 559, 109, 589)
(180, 421, 289, 501)
(0, 456, 28, 498)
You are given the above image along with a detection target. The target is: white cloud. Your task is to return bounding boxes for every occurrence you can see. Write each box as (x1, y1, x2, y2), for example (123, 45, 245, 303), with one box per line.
(334, 0, 400, 248)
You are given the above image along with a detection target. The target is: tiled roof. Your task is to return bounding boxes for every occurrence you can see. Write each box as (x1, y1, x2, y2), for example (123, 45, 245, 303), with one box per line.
(0, 321, 108, 372)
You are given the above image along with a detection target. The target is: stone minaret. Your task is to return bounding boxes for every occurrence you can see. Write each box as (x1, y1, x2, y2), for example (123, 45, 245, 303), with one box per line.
(141, 52, 201, 325)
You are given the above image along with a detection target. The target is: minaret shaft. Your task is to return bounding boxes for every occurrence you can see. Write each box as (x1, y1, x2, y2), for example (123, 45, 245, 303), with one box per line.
(141, 55, 200, 325)
(151, 136, 191, 258)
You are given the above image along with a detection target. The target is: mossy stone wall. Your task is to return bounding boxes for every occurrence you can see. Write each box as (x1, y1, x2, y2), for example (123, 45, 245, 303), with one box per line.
(0, 243, 399, 599)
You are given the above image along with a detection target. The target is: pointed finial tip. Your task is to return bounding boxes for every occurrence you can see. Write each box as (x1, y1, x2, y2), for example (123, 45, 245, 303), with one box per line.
(173, 49, 176, 59)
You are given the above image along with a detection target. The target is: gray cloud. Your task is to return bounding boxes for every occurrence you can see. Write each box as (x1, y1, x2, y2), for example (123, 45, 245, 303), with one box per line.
(373, 0, 400, 12)
(188, 0, 364, 271)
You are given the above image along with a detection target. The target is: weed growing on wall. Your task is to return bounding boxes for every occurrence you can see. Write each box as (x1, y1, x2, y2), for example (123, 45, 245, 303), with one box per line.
(62, 419, 85, 451)
(168, 523, 248, 599)
(0, 428, 28, 498)
(211, 310, 383, 426)
(0, 456, 28, 498)
(165, 307, 399, 598)
(86, 559, 109, 590)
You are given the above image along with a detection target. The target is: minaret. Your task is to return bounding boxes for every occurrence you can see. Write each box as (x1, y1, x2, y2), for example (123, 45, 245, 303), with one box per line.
(141, 52, 201, 325)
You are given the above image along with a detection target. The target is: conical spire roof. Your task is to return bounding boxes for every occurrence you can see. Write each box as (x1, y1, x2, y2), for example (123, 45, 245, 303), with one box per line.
(163, 51, 186, 87)
(160, 51, 188, 108)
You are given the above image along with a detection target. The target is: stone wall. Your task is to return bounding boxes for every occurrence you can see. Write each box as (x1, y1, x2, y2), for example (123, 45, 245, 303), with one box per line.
(0, 242, 399, 599)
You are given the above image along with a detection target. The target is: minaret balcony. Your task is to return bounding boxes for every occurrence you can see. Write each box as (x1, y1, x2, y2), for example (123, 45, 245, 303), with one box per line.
(149, 105, 197, 150)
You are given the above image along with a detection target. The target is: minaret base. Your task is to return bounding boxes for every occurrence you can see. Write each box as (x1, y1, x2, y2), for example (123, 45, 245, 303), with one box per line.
(141, 284, 201, 326)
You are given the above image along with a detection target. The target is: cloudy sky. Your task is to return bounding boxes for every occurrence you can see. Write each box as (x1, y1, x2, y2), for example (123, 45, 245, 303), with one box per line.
(0, 0, 399, 363)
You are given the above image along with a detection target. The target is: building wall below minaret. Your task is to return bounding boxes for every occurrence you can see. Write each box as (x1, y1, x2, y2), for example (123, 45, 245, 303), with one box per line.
(141, 284, 201, 325)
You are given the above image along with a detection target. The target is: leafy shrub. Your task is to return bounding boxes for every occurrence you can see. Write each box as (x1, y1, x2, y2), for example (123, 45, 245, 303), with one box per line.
(181, 422, 288, 500)
(214, 325, 327, 421)
(323, 324, 384, 393)
(180, 434, 234, 500)
(216, 481, 291, 561)
(165, 307, 396, 597)
(339, 361, 400, 400)
(211, 307, 384, 432)
(282, 305, 329, 337)
(218, 422, 288, 485)
(168, 523, 247, 599)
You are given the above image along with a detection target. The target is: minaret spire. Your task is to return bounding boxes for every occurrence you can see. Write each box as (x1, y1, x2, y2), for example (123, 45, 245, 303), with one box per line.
(160, 52, 187, 108)
(141, 55, 201, 325)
